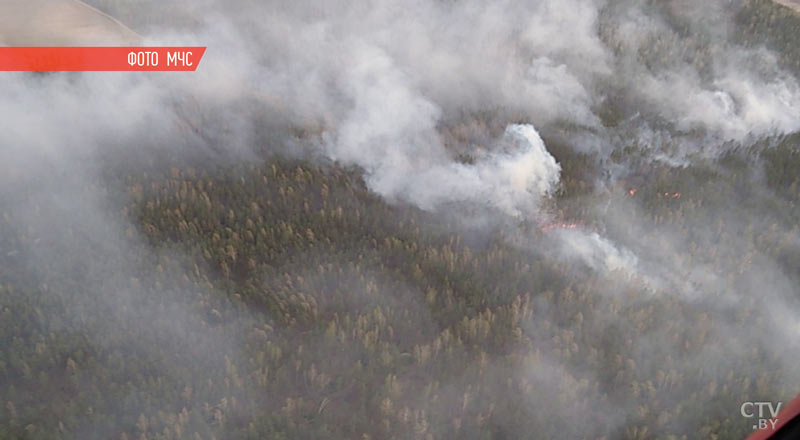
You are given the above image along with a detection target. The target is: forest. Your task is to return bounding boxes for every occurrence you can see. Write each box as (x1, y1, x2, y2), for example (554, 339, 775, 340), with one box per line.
(3, 0, 800, 439)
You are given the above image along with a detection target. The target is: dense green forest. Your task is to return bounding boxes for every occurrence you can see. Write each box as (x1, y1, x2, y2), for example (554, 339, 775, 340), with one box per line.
(3, 1, 800, 439)
(6, 147, 800, 439)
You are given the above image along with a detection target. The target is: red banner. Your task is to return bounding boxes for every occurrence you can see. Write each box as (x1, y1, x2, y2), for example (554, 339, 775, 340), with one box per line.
(0, 47, 206, 71)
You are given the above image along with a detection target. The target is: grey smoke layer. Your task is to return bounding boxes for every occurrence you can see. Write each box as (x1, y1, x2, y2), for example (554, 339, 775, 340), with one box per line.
(4, 0, 800, 214)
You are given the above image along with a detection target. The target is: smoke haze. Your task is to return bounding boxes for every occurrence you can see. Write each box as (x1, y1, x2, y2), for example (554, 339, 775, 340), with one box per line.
(2, 0, 800, 438)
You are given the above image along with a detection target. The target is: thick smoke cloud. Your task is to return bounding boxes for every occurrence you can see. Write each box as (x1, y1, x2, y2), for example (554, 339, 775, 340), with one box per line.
(7, 0, 800, 201)
(81, 0, 800, 171)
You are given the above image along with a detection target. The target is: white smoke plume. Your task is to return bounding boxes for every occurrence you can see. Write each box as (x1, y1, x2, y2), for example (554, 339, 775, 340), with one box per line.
(4, 0, 800, 206)
(335, 118, 561, 217)
(553, 228, 638, 273)
(318, 43, 561, 216)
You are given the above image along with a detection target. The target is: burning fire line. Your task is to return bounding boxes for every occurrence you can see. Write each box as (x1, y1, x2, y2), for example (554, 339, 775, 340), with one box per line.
(627, 188, 681, 199)
(541, 222, 583, 232)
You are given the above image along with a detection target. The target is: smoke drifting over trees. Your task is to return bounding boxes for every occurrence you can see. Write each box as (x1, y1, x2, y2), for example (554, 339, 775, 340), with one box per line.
(2, 0, 800, 439)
